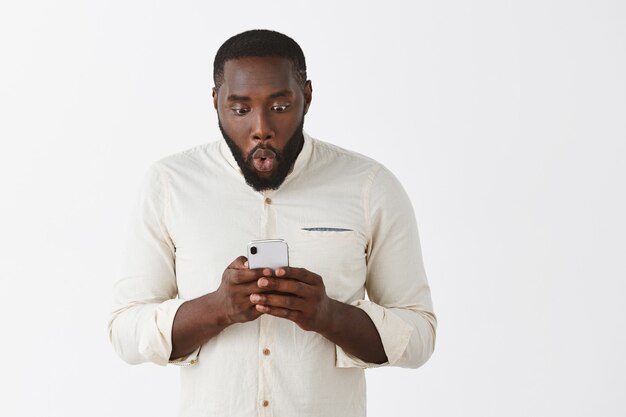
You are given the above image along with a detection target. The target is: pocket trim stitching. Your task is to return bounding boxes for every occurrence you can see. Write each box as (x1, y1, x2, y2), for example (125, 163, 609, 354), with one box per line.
(300, 227, 353, 232)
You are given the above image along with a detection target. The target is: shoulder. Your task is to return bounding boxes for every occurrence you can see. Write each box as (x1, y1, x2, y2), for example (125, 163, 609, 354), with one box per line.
(310, 137, 378, 165)
(310, 136, 409, 194)
(308, 136, 385, 178)
(145, 141, 227, 184)
(307, 136, 407, 192)
(153, 141, 220, 171)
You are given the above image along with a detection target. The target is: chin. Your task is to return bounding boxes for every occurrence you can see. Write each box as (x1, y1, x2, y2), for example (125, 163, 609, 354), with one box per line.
(254, 169, 278, 178)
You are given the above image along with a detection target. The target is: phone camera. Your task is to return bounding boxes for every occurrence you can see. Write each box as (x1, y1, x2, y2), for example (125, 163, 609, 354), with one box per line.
(250, 246, 257, 255)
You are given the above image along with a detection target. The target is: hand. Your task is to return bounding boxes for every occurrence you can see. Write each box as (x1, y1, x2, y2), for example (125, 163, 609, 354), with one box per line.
(249, 267, 335, 333)
(215, 256, 274, 325)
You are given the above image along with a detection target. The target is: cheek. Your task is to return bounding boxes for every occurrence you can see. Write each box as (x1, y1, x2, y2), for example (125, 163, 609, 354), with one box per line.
(220, 113, 250, 139)
(277, 114, 301, 131)
(220, 113, 248, 134)
(218, 120, 253, 157)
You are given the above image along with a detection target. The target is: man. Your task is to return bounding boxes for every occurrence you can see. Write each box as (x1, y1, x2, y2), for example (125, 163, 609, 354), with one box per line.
(109, 29, 436, 416)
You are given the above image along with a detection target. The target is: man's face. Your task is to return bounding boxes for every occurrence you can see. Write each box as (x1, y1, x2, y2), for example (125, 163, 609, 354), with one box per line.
(213, 56, 312, 191)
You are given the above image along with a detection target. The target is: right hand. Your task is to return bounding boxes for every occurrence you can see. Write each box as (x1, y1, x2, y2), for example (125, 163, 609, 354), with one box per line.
(214, 256, 273, 325)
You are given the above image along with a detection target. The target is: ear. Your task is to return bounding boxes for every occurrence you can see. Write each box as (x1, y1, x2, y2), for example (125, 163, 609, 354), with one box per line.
(303, 80, 312, 115)
(212, 87, 219, 110)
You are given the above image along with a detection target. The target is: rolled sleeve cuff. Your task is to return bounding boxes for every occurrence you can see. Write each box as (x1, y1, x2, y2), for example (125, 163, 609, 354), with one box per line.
(169, 345, 201, 366)
(335, 300, 413, 369)
(137, 298, 190, 366)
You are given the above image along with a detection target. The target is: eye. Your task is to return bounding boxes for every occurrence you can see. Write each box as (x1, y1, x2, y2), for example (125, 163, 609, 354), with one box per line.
(231, 107, 250, 116)
(272, 104, 289, 113)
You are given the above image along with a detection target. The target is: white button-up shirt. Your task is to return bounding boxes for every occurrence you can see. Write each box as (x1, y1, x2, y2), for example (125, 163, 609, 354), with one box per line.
(109, 132, 436, 417)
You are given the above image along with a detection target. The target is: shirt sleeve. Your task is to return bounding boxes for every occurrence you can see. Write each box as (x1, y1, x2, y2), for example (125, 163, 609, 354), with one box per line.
(336, 166, 437, 369)
(108, 164, 200, 366)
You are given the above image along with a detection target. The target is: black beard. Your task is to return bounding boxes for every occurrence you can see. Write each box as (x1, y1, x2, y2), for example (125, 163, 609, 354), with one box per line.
(219, 119, 305, 192)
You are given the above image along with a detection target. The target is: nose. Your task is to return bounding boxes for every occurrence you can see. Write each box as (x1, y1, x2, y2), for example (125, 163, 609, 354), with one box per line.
(250, 109, 275, 142)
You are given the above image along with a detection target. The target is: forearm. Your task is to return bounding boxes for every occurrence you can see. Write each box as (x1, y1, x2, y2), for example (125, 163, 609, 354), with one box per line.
(321, 299, 388, 364)
(170, 292, 230, 360)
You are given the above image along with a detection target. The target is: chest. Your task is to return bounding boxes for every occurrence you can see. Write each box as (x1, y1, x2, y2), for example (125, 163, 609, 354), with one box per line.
(168, 181, 369, 302)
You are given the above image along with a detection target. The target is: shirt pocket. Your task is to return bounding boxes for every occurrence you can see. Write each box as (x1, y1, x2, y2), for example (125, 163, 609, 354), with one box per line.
(289, 228, 367, 302)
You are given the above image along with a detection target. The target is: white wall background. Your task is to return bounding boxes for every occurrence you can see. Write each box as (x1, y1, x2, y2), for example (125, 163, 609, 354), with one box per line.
(1, 1, 625, 416)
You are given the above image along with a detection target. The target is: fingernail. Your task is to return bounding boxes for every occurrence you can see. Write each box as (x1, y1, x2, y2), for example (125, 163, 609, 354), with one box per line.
(250, 294, 260, 302)
(258, 278, 269, 287)
(276, 268, 284, 276)
(244, 261, 249, 268)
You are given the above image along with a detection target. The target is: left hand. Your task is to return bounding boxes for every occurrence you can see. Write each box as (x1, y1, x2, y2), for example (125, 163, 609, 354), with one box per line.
(249, 267, 335, 333)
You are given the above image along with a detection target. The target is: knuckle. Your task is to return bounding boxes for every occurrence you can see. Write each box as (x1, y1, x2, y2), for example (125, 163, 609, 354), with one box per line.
(229, 256, 245, 269)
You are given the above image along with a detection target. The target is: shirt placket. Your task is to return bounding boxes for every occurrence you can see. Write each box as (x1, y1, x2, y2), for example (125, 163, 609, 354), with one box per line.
(257, 192, 275, 417)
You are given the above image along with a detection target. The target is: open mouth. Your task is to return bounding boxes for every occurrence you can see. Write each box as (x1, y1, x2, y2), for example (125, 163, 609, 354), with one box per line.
(251, 148, 277, 172)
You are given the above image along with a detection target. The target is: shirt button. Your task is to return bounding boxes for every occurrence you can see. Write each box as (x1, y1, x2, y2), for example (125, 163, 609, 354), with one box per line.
(264, 197, 272, 205)
(262, 400, 270, 407)
(263, 348, 271, 356)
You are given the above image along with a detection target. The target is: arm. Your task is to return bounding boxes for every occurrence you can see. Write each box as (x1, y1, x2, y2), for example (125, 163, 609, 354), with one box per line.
(169, 292, 229, 361)
(108, 165, 182, 365)
(108, 165, 268, 365)
(170, 258, 271, 360)
(353, 165, 437, 368)
(322, 299, 388, 364)
(251, 269, 387, 364)
(251, 166, 436, 368)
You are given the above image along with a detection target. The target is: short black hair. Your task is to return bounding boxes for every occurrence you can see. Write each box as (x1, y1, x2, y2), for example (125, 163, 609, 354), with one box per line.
(213, 29, 307, 90)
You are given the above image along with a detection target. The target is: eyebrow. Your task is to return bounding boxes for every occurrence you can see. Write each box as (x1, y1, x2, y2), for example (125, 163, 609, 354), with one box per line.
(226, 89, 293, 102)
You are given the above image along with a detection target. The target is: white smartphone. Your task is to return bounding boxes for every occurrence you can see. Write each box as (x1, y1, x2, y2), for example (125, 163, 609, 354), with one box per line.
(247, 239, 289, 270)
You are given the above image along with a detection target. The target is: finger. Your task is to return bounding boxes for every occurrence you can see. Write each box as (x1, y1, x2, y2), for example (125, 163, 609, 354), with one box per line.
(228, 256, 249, 270)
(239, 281, 279, 296)
(250, 293, 305, 311)
(257, 277, 309, 296)
(275, 267, 322, 286)
(255, 304, 299, 320)
(227, 267, 272, 285)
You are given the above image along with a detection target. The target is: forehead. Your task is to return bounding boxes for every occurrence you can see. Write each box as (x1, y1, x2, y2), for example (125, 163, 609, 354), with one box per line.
(221, 57, 298, 96)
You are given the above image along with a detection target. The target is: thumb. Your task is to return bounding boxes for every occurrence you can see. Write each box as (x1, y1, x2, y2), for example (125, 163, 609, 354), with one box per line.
(228, 256, 249, 270)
